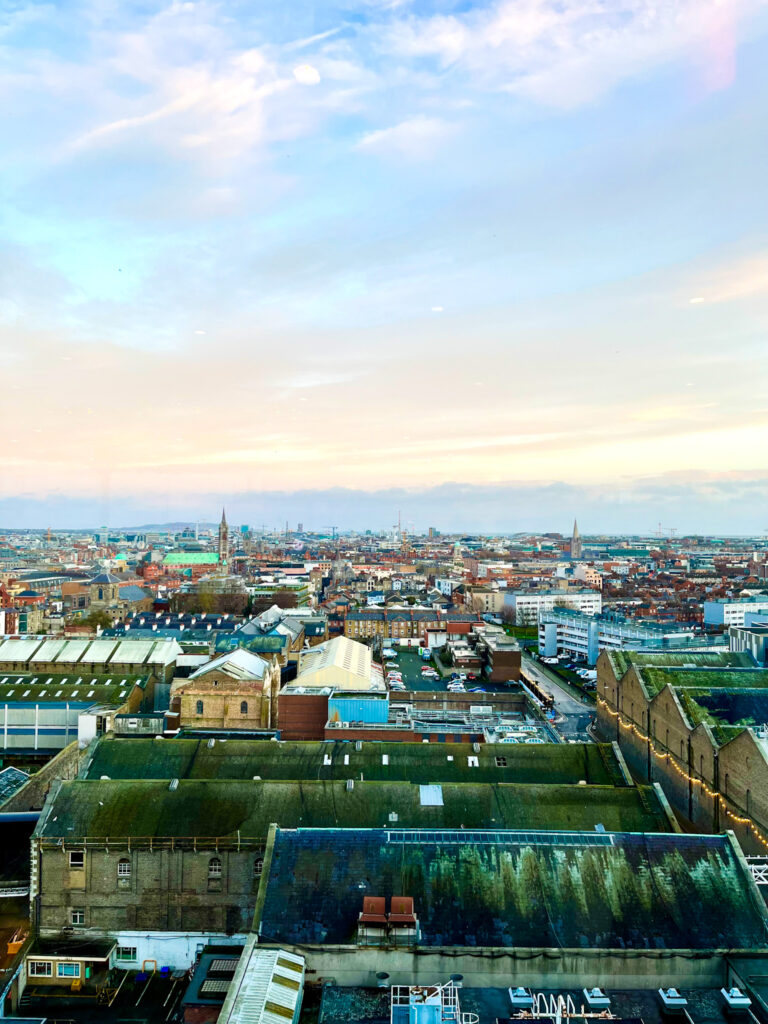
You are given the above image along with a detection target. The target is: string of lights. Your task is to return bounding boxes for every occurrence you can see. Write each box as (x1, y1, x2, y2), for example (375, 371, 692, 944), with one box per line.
(597, 697, 768, 850)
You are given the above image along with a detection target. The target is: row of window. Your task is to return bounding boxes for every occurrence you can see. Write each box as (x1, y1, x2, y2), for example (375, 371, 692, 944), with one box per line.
(29, 961, 81, 978)
(195, 700, 249, 714)
(67, 853, 263, 882)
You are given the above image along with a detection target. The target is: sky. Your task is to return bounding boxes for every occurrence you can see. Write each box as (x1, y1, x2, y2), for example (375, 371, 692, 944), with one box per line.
(1, 0, 768, 532)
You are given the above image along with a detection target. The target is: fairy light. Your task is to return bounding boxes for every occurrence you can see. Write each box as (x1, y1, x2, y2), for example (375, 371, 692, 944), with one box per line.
(597, 698, 768, 850)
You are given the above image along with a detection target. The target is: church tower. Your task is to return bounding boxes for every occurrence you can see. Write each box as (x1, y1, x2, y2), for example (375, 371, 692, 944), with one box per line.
(570, 519, 582, 560)
(218, 507, 229, 573)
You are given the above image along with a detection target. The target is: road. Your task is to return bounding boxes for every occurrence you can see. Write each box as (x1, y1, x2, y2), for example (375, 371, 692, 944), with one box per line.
(520, 652, 596, 741)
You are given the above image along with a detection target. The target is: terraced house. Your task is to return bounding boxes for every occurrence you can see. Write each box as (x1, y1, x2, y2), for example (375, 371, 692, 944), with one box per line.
(596, 649, 768, 852)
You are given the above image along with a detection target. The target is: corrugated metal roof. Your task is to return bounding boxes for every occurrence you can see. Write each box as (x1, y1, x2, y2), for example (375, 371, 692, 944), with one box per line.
(54, 640, 91, 663)
(0, 637, 46, 663)
(81, 639, 119, 662)
(217, 940, 304, 1024)
(109, 640, 152, 665)
(28, 638, 68, 663)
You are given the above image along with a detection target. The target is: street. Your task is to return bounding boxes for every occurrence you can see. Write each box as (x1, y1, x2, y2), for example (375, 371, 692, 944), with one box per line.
(520, 652, 596, 741)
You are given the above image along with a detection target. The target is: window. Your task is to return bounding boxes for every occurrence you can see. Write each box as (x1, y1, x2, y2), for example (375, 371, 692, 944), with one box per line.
(68, 851, 84, 868)
(29, 961, 52, 977)
(70, 909, 85, 926)
(115, 946, 137, 962)
(240, 700, 248, 714)
(117, 859, 131, 878)
(208, 857, 222, 879)
(57, 962, 81, 978)
(254, 858, 263, 878)
(495, 756, 508, 767)
(196, 700, 204, 714)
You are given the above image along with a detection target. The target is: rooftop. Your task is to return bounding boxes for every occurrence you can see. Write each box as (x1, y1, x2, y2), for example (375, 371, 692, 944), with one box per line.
(0, 673, 148, 703)
(607, 650, 754, 679)
(258, 828, 767, 950)
(84, 737, 627, 787)
(36, 777, 670, 841)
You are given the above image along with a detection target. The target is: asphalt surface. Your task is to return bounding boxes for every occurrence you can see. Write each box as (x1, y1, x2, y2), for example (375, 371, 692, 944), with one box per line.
(384, 649, 513, 694)
(520, 653, 596, 741)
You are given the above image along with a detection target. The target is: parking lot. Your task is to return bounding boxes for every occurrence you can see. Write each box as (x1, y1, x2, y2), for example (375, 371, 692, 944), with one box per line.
(383, 647, 513, 694)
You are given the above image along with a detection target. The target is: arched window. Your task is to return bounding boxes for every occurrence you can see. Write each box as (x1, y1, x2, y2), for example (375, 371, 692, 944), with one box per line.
(117, 858, 131, 879)
(254, 857, 263, 878)
(208, 857, 222, 879)
(196, 700, 204, 715)
(240, 701, 248, 715)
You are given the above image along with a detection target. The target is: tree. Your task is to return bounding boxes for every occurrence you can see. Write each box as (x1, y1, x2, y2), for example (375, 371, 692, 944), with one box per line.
(74, 609, 113, 631)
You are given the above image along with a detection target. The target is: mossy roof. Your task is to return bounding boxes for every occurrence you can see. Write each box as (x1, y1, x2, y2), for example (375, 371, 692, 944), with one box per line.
(639, 667, 768, 697)
(38, 778, 669, 839)
(0, 673, 148, 704)
(85, 737, 625, 787)
(608, 650, 753, 680)
(678, 688, 768, 739)
(259, 828, 768, 950)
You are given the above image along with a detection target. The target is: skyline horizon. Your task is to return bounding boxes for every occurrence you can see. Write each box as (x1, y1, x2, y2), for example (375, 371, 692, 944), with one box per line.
(2, 474, 768, 535)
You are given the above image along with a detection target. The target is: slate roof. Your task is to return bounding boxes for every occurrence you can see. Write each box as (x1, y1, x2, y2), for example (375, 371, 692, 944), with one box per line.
(189, 648, 270, 682)
(258, 828, 768, 950)
(0, 765, 29, 806)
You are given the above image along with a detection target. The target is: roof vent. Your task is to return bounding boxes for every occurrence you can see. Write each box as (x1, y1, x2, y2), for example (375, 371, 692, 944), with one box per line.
(100, 775, 110, 780)
(207, 738, 215, 748)
(355, 740, 362, 751)
(346, 779, 354, 792)
(472, 742, 480, 753)
(169, 778, 179, 791)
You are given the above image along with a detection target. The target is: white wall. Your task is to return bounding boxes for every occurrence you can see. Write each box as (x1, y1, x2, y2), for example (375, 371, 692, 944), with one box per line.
(109, 931, 248, 971)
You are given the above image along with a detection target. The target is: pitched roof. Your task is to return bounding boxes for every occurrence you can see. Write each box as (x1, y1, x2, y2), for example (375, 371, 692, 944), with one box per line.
(190, 647, 271, 682)
(258, 828, 768, 951)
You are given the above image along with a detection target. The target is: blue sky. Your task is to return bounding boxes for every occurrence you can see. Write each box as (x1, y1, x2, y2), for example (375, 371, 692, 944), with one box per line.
(1, 0, 767, 531)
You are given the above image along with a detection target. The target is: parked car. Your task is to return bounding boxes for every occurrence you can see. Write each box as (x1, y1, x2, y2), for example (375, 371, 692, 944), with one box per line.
(466, 673, 477, 681)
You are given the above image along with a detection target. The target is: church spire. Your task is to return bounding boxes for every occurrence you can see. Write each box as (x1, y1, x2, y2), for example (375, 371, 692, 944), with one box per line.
(218, 506, 229, 572)
(570, 519, 582, 559)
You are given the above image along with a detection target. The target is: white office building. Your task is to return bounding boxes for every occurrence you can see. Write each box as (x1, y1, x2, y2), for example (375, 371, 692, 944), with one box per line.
(703, 598, 768, 628)
(539, 610, 699, 666)
(505, 589, 602, 626)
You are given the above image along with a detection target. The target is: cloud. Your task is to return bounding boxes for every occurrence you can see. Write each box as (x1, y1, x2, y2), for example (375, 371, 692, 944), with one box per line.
(4, 474, 768, 532)
(293, 63, 321, 85)
(382, 0, 760, 106)
(355, 115, 456, 160)
(684, 253, 768, 304)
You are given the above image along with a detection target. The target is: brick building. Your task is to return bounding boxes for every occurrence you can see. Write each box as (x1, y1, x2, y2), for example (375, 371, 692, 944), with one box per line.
(172, 648, 281, 731)
(596, 649, 768, 853)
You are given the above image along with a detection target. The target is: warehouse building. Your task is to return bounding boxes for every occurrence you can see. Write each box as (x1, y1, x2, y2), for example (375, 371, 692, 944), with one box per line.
(0, 635, 181, 683)
(596, 649, 768, 852)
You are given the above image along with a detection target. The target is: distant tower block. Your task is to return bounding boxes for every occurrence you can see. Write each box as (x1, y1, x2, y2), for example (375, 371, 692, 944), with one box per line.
(218, 508, 229, 573)
(571, 519, 582, 560)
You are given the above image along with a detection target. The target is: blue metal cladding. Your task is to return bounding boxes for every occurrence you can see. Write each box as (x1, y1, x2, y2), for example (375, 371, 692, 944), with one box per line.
(327, 697, 389, 724)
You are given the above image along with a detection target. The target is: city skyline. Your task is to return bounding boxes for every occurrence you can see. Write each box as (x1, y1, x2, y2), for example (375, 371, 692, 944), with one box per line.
(2, 0, 767, 528)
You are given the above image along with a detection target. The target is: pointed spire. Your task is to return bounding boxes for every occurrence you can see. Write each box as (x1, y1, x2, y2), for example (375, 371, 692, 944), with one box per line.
(573, 519, 580, 539)
(221, 507, 227, 526)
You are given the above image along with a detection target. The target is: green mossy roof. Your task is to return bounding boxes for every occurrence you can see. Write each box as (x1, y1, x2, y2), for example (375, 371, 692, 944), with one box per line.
(85, 737, 624, 787)
(639, 667, 768, 697)
(609, 650, 754, 680)
(260, 828, 768, 950)
(39, 778, 669, 839)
